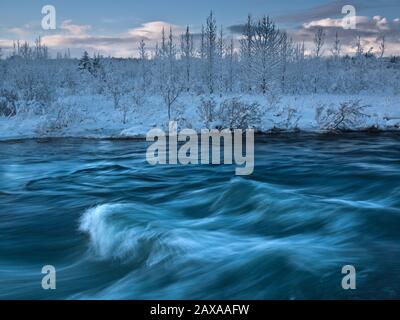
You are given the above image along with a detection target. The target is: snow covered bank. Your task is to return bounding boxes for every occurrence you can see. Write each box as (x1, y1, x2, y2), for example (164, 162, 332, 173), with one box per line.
(0, 94, 399, 140)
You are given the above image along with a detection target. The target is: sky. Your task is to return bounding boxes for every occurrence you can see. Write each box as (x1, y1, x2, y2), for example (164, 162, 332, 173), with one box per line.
(0, 0, 399, 57)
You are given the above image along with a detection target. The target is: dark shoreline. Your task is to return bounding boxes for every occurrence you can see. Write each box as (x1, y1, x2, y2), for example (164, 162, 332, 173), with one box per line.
(1, 128, 400, 144)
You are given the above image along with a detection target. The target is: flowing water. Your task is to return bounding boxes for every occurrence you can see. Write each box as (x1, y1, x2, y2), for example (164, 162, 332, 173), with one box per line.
(0, 133, 400, 300)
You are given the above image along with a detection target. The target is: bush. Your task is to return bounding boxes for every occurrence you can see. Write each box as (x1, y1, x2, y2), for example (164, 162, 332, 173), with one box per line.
(316, 100, 370, 131)
(218, 97, 262, 129)
(10, 62, 55, 113)
(36, 101, 87, 134)
(0, 89, 18, 117)
(273, 106, 302, 130)
(197, 96, 217, 128)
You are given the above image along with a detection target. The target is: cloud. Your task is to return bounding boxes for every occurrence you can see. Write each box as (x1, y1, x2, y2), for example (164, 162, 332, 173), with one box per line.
(60, 20, 91, 36)
(127, 21, 185, 40)
(39, 20, 186, 57)
(297, 15, 400, 40)
(42, 34, 146, 49)
(0, 19, 187, 58)
(2, 23, 39, 38)
(276, 0, 399, 24)
(277, 0, 351, 24)
(0, 39, 13, 49)
(290, 15, 400, 56)
(7, 27, 29, 37)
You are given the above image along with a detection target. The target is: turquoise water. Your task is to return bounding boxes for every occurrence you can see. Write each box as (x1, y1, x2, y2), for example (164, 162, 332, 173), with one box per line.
(0, 133, 400, 299)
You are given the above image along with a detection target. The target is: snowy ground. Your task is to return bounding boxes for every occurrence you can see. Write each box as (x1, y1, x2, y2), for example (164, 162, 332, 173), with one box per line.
(0, 94, 399, 140)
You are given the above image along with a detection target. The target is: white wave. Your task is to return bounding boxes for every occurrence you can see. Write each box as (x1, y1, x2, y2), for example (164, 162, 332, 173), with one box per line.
(75, 202, 372, 299)
(80, 202, 361, 267)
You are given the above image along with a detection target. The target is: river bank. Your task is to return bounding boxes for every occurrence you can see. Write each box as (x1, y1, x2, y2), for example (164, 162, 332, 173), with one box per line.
(1, 94, 399, 141)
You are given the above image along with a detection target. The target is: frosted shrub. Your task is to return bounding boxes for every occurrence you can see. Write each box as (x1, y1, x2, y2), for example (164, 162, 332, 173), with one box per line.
(160, 75, 183, 120)
(274, 106, 302, 131)
(103, 72, 125, 110)
(197, 96, 217, 128)
(130, 77, 148, 111)
(171, 103, 191, 129)
(265, 83, 282, 110)
(10, 63, 55, 113)
(132, 89, 146, 110)
(0, 89, 18, 117)
(316, 100, 370, 131)
(120, 95, 134, 124)
(36, 102, 86, 134)
(218, 97, 262, 129)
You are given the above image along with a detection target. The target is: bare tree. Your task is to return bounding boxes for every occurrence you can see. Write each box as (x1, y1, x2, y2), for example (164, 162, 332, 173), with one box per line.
(161, 27, 167, 57)
(355, 36, 364, 57)
(199, 25, 205, 60)
(240, 15, 254, 92)
(161, 73, 183, 120)
(138, 39, 150, 95)
(156, 28, 183, 120)
(180, 26, 194, 92)
(379, 35, 385, 58)
(34, 36, 49, 59)
(138, 39, 148, 60)
(227, 38, 235, 92)
(205, 11, 217, 94)
(217, 25, 225, 95)
(280, 32, 292, 93)
(331, 32, 341, 58)
(314, 27, 325, 58)
(167, 27, 176, 59)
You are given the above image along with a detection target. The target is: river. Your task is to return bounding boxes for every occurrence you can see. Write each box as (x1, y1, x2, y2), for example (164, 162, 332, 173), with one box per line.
(1, 133, 399, 299)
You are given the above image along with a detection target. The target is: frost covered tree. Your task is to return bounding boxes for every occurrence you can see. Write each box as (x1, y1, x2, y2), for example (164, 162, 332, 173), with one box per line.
(353, 36, 367, 92)
(91, 53, 102, 77)
(137, 38, 152, 95)
(331, 32, 341, 59)
(154, 28, 184, 120)
(280, 33, 292, 93)
(312, 28, 326, 93)
(379, 35, 385, 58)
(226, 38, 236, 93)
(199, 25, 206, 60)
(252, 16, 284, 94)
(64, 49, 71, 59)
(240, 15, 254, 92)
(102, 60, 126, 110)
(78, 51, 92, 72)
(34, 36, 49, 60)
(216, 26, 225, 95)
(138, 39, 148, 60)
(160, 27, 167, 57)
(205, 11, 217, 94)
(314, 27, 325, 58)
(180, 26, 194, 92)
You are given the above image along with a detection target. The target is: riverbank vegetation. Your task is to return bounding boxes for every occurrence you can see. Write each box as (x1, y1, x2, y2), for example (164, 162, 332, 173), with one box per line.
(0, 13, 399, 138)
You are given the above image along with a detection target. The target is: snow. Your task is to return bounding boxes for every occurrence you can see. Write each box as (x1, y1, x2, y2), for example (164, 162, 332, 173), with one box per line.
(1, 94, 399, 140)
(1, 14, 399, 140)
